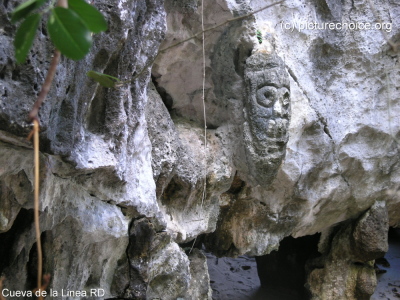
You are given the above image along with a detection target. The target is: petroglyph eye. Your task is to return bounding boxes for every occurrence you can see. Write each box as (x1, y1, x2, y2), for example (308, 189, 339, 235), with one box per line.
(256, 86, 277, 108)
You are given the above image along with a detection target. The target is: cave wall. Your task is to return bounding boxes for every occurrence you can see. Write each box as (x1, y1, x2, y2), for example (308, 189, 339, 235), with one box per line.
(0, 0, 400, 298)
(152, 0, 400, 256)
(0, 0, 209, 299)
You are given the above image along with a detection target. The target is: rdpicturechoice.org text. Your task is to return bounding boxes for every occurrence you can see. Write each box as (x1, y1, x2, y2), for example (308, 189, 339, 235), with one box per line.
(281, 21, 392, 33)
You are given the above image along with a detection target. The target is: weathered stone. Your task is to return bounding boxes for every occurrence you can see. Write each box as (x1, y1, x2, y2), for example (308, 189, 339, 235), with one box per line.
(110, 258, 130, 298)
(1, 0, 167, 220)
(306, 201, 389, 299)
(204, 187, 296, 256)
(243, 50, 291, 186)
(151, 0, 400, 265)
(146, 83, 179, 199)
(124, 218, 156, 299)
(146, 80, 234, 243)
(147, 235, 190, 300)
(0, 143, 130, 298)
(352, 201, 389, 262)
(355, 263, 377, 300)
(186, 249, 212, 300)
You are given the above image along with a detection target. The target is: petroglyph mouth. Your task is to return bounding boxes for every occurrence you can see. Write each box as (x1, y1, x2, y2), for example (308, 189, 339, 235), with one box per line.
(250, 117, 290, 140)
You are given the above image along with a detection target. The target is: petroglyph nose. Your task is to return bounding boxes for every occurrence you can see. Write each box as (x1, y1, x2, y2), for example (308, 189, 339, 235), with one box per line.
(275, 88, 290, 117)
(274, 96, 283, 116)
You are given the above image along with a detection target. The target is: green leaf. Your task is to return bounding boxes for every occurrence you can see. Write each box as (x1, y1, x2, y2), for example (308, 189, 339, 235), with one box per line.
(87, 71, 120, 88)
(11, 0, 45, 23)
(47, 7, 92, 60)
(14, 13, 41, 63)
(68, 0, 108, 33)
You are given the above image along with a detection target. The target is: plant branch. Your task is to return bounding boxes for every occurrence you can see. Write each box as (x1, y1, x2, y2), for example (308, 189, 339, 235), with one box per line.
(28, 1, 67, 297)
(58, 0, 68, 8)
(28, 50, 61, 122)
(28, 0, 67, 122)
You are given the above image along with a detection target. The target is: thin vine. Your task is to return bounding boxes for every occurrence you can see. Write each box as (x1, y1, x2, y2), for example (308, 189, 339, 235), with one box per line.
(201, 0, 207, 209)
(189, 0, 207, 255)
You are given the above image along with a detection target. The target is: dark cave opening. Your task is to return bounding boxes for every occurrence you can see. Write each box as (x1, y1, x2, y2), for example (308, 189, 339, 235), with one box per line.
(255, 234, 321, 300)
(205, 233, 321, 300)
(372, 227, 400, 299)
(0, 208, 34, 275)
(27, 230, 50, 291)
(151, 75, 174, 111)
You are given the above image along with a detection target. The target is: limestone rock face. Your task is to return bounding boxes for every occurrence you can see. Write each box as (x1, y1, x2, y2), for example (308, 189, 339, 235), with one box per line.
(186, 249, 213, 300)
(152, 0, 400, 258)
(352, 201, 389, 262)
(147, 82, 234, 243)
(248, 0, 400, 234)
(1, 0, 206, 298)
(1, 0, 166, 220)
(0, 143, 129, 298)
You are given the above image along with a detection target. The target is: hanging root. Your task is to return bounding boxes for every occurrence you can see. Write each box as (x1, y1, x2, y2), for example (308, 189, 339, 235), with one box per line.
(33, 120, 43, 296)
(33, 274, 51, 300)
(0, 276, 6, 300)
(28, 120, 44, 297)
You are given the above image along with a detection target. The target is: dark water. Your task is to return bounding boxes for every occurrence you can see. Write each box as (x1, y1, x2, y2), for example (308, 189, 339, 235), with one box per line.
(206, 253, 300, 300)
(372, 228, 400, 300)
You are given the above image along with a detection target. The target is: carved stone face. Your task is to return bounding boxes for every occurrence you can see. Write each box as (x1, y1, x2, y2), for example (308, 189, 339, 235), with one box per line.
(243, 51, 291, 185)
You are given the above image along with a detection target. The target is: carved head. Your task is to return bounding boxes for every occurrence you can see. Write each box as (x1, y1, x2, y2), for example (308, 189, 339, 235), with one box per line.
(243, 50, 291, 185)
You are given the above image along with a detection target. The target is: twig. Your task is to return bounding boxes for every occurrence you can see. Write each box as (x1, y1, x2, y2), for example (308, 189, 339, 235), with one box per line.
(28, 50, 60, 122)
(58, 0, 68, 7)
